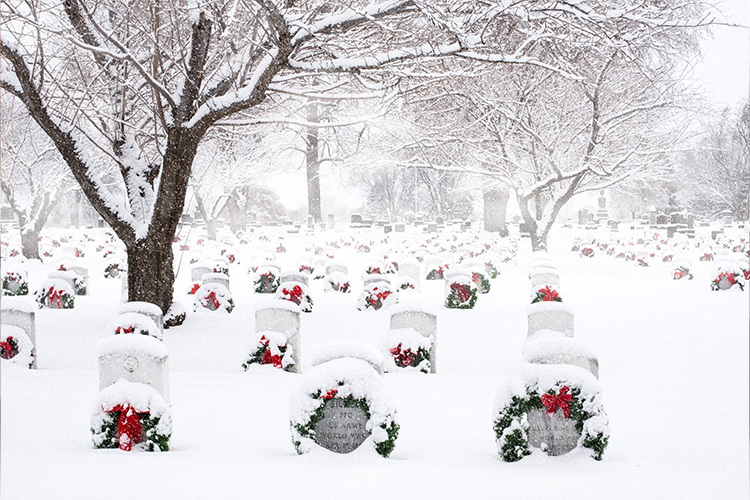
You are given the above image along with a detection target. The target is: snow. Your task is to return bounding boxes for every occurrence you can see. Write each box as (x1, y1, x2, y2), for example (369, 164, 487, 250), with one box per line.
(98, 333, 169, 360)
(308, 341, 385, 373)
(1, 225, 748, 499)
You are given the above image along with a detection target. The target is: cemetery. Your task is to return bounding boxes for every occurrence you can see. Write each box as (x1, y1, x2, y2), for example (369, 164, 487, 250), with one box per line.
(1, 221, 748, 499)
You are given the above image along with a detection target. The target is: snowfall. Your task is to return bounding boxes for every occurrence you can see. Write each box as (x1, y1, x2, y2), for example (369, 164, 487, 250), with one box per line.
(1, 222, 748, 500)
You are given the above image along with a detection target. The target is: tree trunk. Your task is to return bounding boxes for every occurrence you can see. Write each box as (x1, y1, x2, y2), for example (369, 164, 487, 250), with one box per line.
(194, 191, 218, 240)
(127, 238, 175, 314)
(20, 229, 40, 260)
(224, 193, 246, 233)
(306, 101, 322, 223)
(483, 188, 509, 236)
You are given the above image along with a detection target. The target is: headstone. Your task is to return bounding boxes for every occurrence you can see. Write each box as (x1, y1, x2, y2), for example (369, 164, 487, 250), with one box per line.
(527, 304, 574, 338)
(363, 274, 390, 286)
(427, 223, 438, 234)
(656, 214, 669, 225)
(98, 334, 170, 401)
(119, 302, 164, 334)
(670, 212, 683, 224)
(595, 190, 608, 221)
(384, 225, 393, 234)
(667, 225, 678, 238)
(390, 309, 437, 373)
(325, 263, 348, 275)
(328, 214, 335, 229)
(722, 215, 733, 226)
(255, 303, 301, 373)
(0, 299, 37, 368)
(202, 272, 230, 291)
(191, 265, 213, 282)
(280, 271, 310, 287)
(398, 262, 421, 282)
(68, 265, 89, 294)
(313, 398, 371, 454)
(687, 214, 695, 229)
(395, 223, 406, 233)
(577, 209, 588, 226)
(526, 408, 580, 456)
(309, 342, 384, 375)
(610, 221, 619, 232)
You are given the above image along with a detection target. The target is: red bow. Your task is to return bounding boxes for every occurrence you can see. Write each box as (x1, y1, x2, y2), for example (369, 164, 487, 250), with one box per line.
(283, 285, 303, 305)
(390, 343, 415, 368)
(539, 286, 559, 301)
(450, 283, 470, 302)
(260, 336, 283, 368)
(116, 326, 134, 334)
(48, 287, 63, 308)
(205, 291, 220, 310)
(0, 337, 15, 359)
(541, 386, 572, 419)
(102, 404, 147, 451)
(674, 269, 685, 279)
(322, 389, 338, 399)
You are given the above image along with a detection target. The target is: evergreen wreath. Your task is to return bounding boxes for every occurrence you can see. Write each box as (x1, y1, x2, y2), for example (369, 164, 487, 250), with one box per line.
(471, 270, 491, 294)
(426, 265, 447, 280)
(484, 261, 499, 279)
(444, 279, 478, 309)
(277, 283, 313, 313)
(104, 262, 125, 279)
(531, 285, 562, 304)
(193, 283, 235, 313)
(710, 271, 745, 291)
(493, 384, 608, 462)
(673, 266, 693, 280)
(2, 272, 29, 296)
(91, 388, 172, 452)
(580, 246, 595, 258)
(326, 279, 351, 293)
(358, 283, 397, 311)
(242, 333, 295, 372)
(73, 276, 87, 296)
(389, 343, 430, 374)
(254, 271, 280, 294)
(0, 331, 34, 368)
(291, 388, 399, 458)
(163, 302, 186, 329)
(35, 282, 75, 309)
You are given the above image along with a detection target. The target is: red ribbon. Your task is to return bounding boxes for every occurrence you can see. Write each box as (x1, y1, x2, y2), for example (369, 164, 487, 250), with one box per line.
(322, 389, 338, 399)
(190, 283, 201, 295)
(260, 336, 283, 368)
(102, 404, 147, 451)
(206, 291, 220, 310)
(283, 285, 303, 305)
(48, 287, 62, 308)
(0, 337, 15, 359)
(450, 283, 470, 302)
(390, 343, 415, 367)
(116, 326, 134, 334)
(539, 286, 559, 302)
(541, 386, 572, 419)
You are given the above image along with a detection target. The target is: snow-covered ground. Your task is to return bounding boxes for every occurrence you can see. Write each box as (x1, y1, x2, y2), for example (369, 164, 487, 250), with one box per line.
(2, 224, 748, 500)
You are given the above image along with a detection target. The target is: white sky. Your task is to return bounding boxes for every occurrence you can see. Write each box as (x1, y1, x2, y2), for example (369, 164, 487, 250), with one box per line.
(692, 0, 750, 104)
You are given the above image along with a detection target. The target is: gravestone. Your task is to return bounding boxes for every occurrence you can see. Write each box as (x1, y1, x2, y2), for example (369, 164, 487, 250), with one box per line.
(656, 214, 669, 225)
(670, 212, 684, 224)
(325, 263, 348, 275)
(687, 214, 695, 229)
(98, 334, 170, 401)
(530, 268, 560, 288)
(280, 271, 310, 287)
(527, 304, 574, 338)
(399, 262, 421, 282)
(390, 309, 437, 373)
(68, 265, 89, 294)
(202, 272, 231, 291)
(595, 190, 608, 221)
(395, 223, 406, 233)
(363, 274, 390, 286)
(526, 408, 580, 456)
(577, 209, 588, 226)
(328, 214, 335, 229)
(191, 265, 213, 282)
(0, 299, 37, 368)
(255, 303, 301, 373)
(119, 302, 164, 334)
(427, 223, 438, 233)
(309, 342, 384, 375)
(313, 398, 371, 453)
(610, 221, 619, 232)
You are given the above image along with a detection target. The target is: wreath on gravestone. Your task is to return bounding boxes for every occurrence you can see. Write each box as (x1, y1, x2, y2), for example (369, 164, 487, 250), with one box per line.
(253, 270, 280, 294)
(193, 283, 235, 313)
(325, 272, 350, 293)
(384, 328, 432, 374)
(395, 276, 418, 292)
(493, 378, 609, 462)
(580, 246, 595, 258)
(444, 277, 478, 309)
(710, 270, 745, 291)
(34, 280, 75, 309)
(290, 375, 399, 458)
(277, 282, 313, 313)
(357, 283, 397, 311)
(0, 330, 35, 368)
(2, 272, 29, 296)
(242, 332, 295, 372)
(531, 285, 563, 304)
(104, 261, 126, 279)
(673, 266, 694, 280)
(470, 269, 491, 294)
(484, 261, 499, 279)
(212, 264, 230, 277)
(91, 380, 171, 452)
(426, 265, 447, 280)
(109, 313, 163, 340)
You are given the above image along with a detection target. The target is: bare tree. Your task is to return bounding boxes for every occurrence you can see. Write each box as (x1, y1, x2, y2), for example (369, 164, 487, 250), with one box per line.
(0, 99, 72, 259)
(2, 0, 711, 310)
